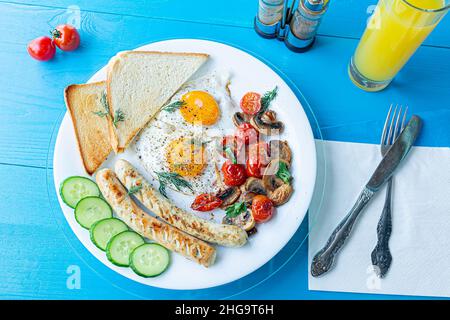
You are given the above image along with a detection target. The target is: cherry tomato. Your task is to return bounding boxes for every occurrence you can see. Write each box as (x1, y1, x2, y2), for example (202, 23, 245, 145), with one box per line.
(191, 193, 223, 212)
(236, 122, 259, 146)
(27, 36, 56, 61)
(51, 24, 80, 51)
(220, 135, 243, 161)
(248, 141, 269, 166)
(221, 160, 247, 186)
(251, 195, 274, 223)
(240, 92, 261, 115)
(246, 158, 264, 178)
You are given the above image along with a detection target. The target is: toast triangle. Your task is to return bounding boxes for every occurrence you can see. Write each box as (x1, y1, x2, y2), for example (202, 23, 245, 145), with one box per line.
(106, 51, 209, 153)
(64, 81, 112, 175)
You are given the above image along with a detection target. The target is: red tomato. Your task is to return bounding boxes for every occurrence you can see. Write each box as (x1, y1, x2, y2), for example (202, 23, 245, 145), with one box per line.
(27, 36, 56, 61)
(251, 195, 274, 223)
(236, 122, 259, 146)
(51, 24, 80, 51)
(191, 193, 223, 212)
(248, 141, 269, 166)
(246, 158, 264, 178)
(220, 135, 243, 161)
(221, 161, 247, 186)
(240, 92, 261, 115)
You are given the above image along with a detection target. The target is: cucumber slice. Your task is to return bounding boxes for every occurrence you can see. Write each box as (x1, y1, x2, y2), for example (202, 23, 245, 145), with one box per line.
(130, 243, 170, 277)
(60, 176, 100, 208)
(106, 231, 144, 267)
(74, 197, 112, 229)
(90, 218, 128, 251)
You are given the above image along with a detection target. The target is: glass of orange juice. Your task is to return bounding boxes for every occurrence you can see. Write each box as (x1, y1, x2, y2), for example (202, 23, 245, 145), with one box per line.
(349, 0, 449, 92)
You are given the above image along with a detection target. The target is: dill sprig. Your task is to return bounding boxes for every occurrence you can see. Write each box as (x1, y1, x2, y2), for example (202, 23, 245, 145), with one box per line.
(154, 171, 193, 198)
(127, 184, 143, 195)
(225, 202, 247, 218)
(162, 100, 185, 113)
(260, 86, 278, 112)
(93, 92, 110, 117)
(113, 109, 125, 127)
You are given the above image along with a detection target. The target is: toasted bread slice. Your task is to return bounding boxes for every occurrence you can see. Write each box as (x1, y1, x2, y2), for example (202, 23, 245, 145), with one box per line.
(106, 51, 209, 153)
(64, 82, 112, 175)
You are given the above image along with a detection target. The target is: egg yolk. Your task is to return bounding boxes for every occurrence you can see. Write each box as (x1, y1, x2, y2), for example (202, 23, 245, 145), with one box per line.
(166, 137, 206, 177)
(180, 91, 220, 126)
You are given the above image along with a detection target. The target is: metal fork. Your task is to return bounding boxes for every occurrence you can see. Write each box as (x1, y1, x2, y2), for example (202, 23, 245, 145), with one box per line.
(371, 104, 408, 278)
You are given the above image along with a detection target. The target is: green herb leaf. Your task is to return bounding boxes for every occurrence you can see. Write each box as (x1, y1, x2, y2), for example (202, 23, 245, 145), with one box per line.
(225, 202, 247, 218)
(260, 86, 278, 112)
(224, 147, 237, 164)
(154, 171, 193, 198)
(276, 161, 292, 184)
(127, 184, 142, 195)
(93, 92, 110, 117)
(162, 100, 185, 113)
(113, 109, 125, 127)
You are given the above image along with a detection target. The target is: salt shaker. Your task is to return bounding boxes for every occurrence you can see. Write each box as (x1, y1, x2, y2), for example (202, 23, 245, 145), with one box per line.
(285, 0, 329, 52)
(254, 0, 287, 39)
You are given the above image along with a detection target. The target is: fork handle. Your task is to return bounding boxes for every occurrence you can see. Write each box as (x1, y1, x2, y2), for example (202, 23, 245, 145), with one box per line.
(371, 178, 393, 278)
(311, 187, 374, 277)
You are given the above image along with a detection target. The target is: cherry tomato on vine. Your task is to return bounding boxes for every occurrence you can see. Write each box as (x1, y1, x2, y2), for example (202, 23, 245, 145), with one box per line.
(27, 36, 56, 61)
(251, 195, 274, 223)
(240, 92, 261, 115)
(51, 24, 80, 51)
(221, 160, 247, 187)
(191, 193, 223, 212)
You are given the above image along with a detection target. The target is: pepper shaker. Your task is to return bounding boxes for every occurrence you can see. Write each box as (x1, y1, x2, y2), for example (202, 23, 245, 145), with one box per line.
(285, 0, 329, 52)
(254, 0, 287, 39)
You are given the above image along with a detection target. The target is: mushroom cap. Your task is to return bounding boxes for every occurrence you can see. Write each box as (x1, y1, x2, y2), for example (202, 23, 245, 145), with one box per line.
(243, 177, 267, 195)
(222, 209, 256, 231)
(250, 110, 284, 136)
(269, 140, 292, 164)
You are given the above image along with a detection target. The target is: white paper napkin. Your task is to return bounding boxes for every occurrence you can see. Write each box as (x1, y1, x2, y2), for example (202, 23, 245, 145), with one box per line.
(308, 140, 450, 298)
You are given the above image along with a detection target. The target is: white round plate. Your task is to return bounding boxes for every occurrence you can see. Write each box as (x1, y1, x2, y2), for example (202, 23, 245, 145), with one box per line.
(53, 39, 316, 290)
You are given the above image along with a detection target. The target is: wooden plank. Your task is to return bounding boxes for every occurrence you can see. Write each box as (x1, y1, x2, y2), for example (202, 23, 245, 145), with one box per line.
(1, 3, 448, 169)
(2, 0, 450, 48)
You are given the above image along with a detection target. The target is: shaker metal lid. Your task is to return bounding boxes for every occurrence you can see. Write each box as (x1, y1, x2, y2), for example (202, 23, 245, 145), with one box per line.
(304, 0, 325, 12)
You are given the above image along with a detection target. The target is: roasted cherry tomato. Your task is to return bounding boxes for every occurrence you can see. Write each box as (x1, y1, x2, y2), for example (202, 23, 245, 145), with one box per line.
(27, 36, 56, 61)
(220, 135, 243, 161)
(248, 141, 269, 166)
(246, 158, 264, 178)
(191, 193, 223, 212)
(251, 195, 274, 223)
(51, 24, 80, 51)
(236, 122, 259, 146)
(221, 160, 247, 186)
(240, 92, 261, 115)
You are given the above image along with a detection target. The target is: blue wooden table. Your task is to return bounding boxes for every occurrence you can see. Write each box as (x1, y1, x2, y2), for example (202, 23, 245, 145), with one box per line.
(1, 0, 449, 299)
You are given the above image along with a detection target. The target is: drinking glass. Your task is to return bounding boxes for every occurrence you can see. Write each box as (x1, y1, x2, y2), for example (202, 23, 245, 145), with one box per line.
(349, 0, 450, 92)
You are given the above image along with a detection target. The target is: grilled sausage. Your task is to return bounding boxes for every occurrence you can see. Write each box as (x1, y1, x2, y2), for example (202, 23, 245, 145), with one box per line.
(96, 168, 216, 267)
(114, 159, 248, 247)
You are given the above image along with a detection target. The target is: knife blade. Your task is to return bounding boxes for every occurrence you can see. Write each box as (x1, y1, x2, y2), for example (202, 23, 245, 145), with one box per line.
(310, 115, 422, 277)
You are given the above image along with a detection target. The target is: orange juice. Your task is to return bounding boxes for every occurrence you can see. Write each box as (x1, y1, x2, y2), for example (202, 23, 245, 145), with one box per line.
(350, 0, 448, 91)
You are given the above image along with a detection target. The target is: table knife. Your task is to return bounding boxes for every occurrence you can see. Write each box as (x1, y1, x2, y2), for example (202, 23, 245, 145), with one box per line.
(311, 115, 422, 277)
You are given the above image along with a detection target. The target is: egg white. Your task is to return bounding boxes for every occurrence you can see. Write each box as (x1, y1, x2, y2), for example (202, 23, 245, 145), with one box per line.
(133, 71, 236, 195)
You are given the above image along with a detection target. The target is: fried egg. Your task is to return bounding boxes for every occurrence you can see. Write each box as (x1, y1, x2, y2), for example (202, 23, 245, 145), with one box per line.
(134, 71, 235, 195)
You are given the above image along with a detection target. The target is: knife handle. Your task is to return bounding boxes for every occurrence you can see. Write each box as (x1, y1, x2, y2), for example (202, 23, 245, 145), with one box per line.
(371, 178, 393, 278)
(311, 187, 374, 277)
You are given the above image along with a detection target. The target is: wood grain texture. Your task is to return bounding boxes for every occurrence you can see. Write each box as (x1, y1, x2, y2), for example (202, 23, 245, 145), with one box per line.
(2, 0, 450, 47)
(0, 0, 449, 299)
(1, 2, 449, 170)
